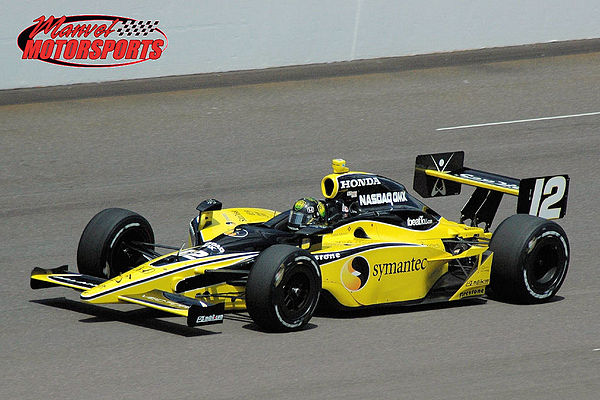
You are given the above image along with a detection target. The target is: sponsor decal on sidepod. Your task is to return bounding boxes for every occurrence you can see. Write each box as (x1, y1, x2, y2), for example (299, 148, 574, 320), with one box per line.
(341, 257, 370, 292)
(373, 258, 427, 281)
(406, 216, 433, 227)
(339, 177, 381, 189)
(359, 191, 407, 206)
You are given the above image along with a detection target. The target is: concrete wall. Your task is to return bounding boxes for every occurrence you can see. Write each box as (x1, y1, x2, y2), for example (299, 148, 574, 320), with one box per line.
(3, 1, 599, 90)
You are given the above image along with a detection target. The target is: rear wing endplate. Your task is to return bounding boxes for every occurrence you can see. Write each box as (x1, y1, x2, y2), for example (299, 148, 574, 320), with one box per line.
(414, 151, 569, 228)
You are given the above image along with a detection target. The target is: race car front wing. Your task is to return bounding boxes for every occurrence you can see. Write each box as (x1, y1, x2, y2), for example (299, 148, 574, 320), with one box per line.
(30, 266, 225, 327)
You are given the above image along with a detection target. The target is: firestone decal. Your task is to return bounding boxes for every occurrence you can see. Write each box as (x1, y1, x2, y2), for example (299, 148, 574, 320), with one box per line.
(314, 252, 341, 262)
(459, 287, 486, 298)
(458, 173, 519, 191)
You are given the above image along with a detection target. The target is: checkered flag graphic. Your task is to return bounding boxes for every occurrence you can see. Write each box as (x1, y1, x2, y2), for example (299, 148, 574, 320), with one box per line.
(116, 20, 160, 36)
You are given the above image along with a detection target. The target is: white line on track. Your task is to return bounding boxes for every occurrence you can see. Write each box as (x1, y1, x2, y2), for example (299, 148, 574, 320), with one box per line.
(436, 111, 600, 131)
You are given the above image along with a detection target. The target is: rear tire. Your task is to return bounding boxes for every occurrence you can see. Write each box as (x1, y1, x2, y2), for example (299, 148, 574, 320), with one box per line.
(489, 214, 569, 303)
(77, 208, 154, 278)
(246, 245, 321, 332)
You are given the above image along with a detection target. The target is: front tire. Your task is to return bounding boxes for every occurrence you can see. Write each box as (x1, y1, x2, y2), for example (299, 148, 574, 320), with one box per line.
(489, 214, 569, 303)
(246, 245, 322, 332)
(77, 208, 154, 278)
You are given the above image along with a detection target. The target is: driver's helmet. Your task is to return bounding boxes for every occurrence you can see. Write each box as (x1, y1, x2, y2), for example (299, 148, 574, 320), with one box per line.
(288, 197, 326, 230)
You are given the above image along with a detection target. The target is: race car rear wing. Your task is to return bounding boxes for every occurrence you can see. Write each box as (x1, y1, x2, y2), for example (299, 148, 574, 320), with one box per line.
(413, 151, 569, 229)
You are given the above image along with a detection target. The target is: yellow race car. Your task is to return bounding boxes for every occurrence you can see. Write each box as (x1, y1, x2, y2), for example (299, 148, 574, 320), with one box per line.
(31, 152, 570, 332)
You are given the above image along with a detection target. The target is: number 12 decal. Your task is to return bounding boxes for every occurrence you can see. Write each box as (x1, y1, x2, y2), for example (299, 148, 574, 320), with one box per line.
(517, 175, 569, 219)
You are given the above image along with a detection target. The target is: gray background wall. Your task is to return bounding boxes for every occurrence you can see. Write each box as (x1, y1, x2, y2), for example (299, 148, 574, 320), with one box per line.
(3, 1, 599, 90)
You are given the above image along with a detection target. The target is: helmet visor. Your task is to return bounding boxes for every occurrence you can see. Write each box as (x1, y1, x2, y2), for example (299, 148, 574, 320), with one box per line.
(288, 210, 314, 229)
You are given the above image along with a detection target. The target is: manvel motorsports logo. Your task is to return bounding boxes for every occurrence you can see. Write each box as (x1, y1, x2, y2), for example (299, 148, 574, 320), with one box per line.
(17, 15, 167, 67)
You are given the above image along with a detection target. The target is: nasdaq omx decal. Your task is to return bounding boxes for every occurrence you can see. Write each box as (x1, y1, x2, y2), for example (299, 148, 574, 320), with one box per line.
(17, 15, 167, 67)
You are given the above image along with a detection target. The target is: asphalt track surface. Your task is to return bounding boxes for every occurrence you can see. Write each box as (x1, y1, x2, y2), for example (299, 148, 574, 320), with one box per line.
(2, 52, 599, 400)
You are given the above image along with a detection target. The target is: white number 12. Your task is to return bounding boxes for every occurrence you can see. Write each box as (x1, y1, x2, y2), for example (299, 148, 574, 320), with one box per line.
(529, 176, 567, 219)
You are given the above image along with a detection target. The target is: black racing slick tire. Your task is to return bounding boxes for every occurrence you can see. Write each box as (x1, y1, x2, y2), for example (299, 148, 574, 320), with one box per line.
(77, 208, 154, 279)
(489, 214, 569, 304)
(246, 245, 322, 332)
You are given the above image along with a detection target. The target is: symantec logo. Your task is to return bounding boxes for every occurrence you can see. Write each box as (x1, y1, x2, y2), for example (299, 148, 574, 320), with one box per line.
(340, 256, 370, 292)
(17, 15, 168, 67)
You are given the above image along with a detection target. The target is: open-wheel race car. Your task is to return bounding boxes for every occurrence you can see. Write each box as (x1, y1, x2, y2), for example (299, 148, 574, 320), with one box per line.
(31, 151, 570, 332)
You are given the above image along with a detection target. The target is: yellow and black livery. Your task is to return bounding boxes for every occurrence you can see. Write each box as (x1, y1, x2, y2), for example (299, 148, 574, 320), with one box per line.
(31, 152, 570, 332)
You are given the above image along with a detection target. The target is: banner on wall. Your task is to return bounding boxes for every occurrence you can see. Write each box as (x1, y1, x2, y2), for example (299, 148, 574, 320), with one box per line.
(17, 15, 168, 68)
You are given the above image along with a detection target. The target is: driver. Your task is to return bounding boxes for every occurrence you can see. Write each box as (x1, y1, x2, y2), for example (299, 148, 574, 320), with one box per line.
(288, 197, 327, 230)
